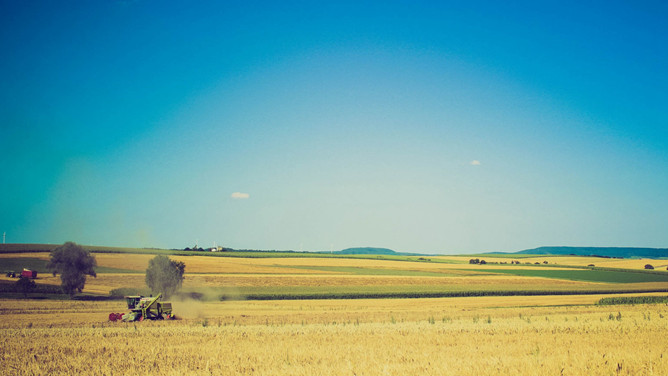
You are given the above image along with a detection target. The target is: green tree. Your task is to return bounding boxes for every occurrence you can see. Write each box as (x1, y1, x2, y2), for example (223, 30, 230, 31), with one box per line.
(16, 276, 36, 298)
(145, 255, 185, 298)
(47, 242, 97, 298)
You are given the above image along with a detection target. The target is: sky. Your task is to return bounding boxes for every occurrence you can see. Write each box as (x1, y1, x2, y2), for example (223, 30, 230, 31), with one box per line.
(1, 1, 667, 254)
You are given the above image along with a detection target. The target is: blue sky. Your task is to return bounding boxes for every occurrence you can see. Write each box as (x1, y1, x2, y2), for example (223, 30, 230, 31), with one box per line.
(1, 1, 667, 253)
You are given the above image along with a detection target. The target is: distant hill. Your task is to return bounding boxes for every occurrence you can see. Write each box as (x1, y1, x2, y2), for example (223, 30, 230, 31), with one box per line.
(517, 247, 668, 259)
(334, 247, 399, 255)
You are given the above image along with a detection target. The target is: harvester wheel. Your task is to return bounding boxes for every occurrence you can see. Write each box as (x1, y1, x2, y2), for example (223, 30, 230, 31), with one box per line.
(109, 313, 118, 321)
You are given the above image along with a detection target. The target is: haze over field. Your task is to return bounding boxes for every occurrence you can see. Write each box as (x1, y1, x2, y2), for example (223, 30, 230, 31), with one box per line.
(2, 1, 667, 253)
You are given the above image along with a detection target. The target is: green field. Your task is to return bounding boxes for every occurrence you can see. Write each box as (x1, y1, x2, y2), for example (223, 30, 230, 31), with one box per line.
(485, 268, 668, 283)
(232, 286, 668, 301)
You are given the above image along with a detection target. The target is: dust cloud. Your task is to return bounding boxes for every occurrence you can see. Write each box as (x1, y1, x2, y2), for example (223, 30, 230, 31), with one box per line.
(171, 286, 245, 319)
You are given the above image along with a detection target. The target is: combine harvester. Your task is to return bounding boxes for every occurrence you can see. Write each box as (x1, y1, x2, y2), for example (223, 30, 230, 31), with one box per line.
(109, 293, 174, 322)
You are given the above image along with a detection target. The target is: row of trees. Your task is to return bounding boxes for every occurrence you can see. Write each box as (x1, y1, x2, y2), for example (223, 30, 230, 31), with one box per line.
(468, 259, 524, 265)
(42, 242, 185, 298)
(469, 258, 549, 265)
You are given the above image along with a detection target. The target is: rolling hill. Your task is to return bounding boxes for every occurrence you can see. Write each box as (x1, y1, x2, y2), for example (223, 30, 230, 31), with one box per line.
(516, 247, 668, 259)
(333, 247, 399, 255)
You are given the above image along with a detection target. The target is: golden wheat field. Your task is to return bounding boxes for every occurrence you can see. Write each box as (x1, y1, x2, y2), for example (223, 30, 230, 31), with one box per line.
(16, 265, 667, 297)
(1, 296, 668, 375)
(74, 252, 668, 276)
(2, 251, 668, 374)
(71, 253, 580, 274)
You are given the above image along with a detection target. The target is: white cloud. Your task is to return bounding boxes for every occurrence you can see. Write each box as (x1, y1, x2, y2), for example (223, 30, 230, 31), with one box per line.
(470, 160, 481, 166)
(231, 192, 250, 199)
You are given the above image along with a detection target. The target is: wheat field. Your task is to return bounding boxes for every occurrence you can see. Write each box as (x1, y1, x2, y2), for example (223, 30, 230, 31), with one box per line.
(1, 296, 667, 375)
(4, 252, 668, 297)
(2, 251, 668, 374)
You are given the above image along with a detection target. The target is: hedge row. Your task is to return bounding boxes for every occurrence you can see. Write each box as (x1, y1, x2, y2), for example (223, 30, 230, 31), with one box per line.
(109, 287, 152, 297)
(237, 288, 668, 301)
(596, 296, 668, 305)
(0, 282, 64, 294)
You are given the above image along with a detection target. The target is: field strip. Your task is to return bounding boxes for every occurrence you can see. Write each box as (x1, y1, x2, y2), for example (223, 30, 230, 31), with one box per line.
(2, 304, 667, 375)
(2, 292, 668, 328)
(0, 252, 50, 259)
(484, 268, 668, 283)
(196, 291, 668, 316)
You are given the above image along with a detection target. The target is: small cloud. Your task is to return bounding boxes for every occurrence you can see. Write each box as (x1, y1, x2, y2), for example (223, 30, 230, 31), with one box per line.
(470, 160, 481, 166)
(231, 192, 250, 199)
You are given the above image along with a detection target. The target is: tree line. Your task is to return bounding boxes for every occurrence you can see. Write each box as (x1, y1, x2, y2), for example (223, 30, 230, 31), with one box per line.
(14, 242, 186, 299)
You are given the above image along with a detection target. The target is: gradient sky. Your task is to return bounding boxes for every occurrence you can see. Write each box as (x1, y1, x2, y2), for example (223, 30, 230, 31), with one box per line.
(2, 1, 667, 254)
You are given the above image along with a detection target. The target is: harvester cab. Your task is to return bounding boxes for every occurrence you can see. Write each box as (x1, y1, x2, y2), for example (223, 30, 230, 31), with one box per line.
(108, 293, 174, 322)
(125, 296, 142, 309)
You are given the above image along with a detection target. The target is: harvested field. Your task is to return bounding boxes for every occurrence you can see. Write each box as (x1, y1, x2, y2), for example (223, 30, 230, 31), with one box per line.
(1, 296, 667, 375)
(2, 249, 668, 375)
(0, 252, 50, 260)
(94, 254, 346, 274)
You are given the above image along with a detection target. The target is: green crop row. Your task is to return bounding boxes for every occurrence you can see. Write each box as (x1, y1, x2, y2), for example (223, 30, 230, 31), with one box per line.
(596, 296, 668, 305)
(117, 284, 668, 301)
(237, 288, 668, 301)
(109, 287, 152, 297)
(0, 280, 64, 294)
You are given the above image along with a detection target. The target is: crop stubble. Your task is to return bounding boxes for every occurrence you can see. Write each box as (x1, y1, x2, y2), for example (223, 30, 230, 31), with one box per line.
(1, 297, 667, 375)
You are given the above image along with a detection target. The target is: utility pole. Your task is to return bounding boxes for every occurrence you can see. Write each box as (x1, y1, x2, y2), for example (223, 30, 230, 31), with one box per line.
(2, 232, 5, 244)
